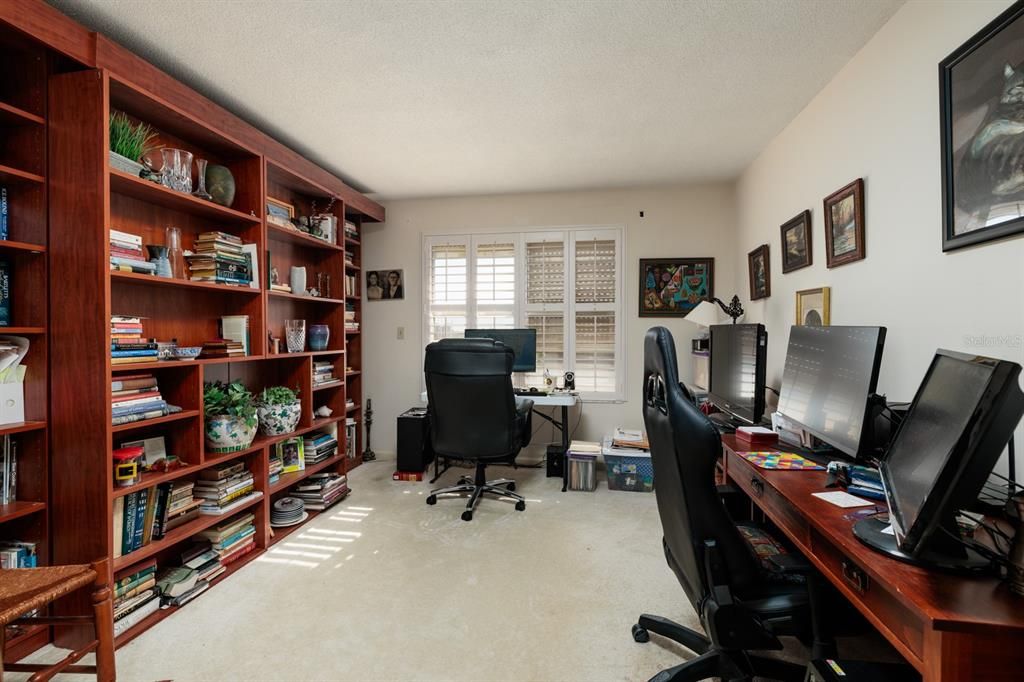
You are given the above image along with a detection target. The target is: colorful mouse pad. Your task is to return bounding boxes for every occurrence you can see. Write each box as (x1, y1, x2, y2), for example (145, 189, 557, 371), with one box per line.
(739, 451, 824, 471)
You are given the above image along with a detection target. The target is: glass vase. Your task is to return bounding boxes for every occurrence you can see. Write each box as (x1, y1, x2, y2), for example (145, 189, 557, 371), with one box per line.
(166, 226, 186, 279)
(285, 320, 306, 353)
(192, 157, 212, 200)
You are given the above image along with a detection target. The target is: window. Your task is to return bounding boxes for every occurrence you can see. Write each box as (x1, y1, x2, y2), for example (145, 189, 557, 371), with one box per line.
(424, 227, 624, 400)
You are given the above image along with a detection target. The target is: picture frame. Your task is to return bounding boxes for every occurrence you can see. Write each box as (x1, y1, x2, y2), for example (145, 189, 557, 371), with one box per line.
(780, 210, 812, 273)
(747, 245, 770, 300)
(366, 269, 405, 301)
(266, 197, 295, 220)
(939, 2, 1024, 251)
(823, 179, 865, 268)
(795, 287, 831, 326)
(638, 258, 714, 317)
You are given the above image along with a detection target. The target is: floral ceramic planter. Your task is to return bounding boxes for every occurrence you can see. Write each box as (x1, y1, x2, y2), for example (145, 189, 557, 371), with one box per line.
(257, 401, 301, 437)
(205, 415, 258, 453)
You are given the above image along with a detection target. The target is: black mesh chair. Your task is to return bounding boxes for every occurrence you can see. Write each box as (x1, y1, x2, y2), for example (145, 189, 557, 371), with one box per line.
(424, 338, 533, 521)
(634, 327, 833, 682)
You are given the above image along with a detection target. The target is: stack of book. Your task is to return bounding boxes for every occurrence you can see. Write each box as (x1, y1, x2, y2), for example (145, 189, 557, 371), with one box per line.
(345, 303, 359, 332)
(111, 315, 157, 365)
(269, 450, 283, 485)
(0, 540, 37, 568)
(610, 427, 650, 452)
(345, 418, 357, 459)
(1, 435, 15, 504)
(344, 249, 355, 266)
(113, 480, 202, 558)
(109, 229, 155, 275)
(845, 465, 885, 501)
(221, 315, 250, 356)
(111, 374, 168, 426)
(313, 361, 336, 387)
(302, 430, 338, 465)
(185, 231, 251, 286)
(289, 472, 349, 511)
(112, 561, 160, 636)
(153, 564, 209, 609)
(199, 339, 245, 359)
(196, 512, 257, 568)
(194, 461, 261, 515)
(344, 220, 359, 242)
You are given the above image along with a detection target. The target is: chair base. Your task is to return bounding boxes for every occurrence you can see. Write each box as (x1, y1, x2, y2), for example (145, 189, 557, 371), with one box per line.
(633, 613, 806, 682)
(426, 461, 526, 521)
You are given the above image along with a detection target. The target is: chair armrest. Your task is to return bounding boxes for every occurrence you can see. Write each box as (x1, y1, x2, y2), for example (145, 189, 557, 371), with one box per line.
(516, 399, 535, 415)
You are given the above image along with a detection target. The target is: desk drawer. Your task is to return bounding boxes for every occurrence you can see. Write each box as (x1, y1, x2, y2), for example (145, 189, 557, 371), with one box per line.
(808, 527, 925, 663)
(731, 465, 810, 547)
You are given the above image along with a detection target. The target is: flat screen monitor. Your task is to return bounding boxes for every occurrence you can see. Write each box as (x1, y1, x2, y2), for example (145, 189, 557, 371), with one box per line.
(776, 325, 886, 459)
(866, 350, 1023, 568)
(707, 324, 767, 424)
(464, 328, 537, 372)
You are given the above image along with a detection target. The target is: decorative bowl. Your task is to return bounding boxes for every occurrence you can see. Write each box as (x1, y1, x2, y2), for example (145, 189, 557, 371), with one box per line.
(173, 346, 202, 360)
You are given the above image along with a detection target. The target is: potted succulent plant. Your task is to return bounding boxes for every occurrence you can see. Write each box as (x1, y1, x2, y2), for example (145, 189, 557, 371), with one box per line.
(256, 385, 301, 436)
(204, 380, 258, 453)
(109, 111, 157, 176)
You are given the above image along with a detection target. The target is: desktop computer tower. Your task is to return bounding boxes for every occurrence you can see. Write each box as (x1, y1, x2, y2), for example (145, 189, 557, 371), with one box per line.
(397, 408, 434, 472)
(546, 444, 565, 478)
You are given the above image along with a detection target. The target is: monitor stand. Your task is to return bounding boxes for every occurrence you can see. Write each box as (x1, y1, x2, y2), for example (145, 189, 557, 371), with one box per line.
(852, 516, 993, 574)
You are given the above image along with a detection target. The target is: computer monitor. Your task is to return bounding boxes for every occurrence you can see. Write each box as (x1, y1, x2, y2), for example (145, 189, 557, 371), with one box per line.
(853, 350, 1024, 572)
(776, 325, 887, 459)
(464, 328, 537, 372)
(707, 323, 767, 425)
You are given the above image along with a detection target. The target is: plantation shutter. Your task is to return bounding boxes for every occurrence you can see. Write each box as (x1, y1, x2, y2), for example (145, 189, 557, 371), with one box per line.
(523, 236, 566, 388)
(426, 239, 468, 342)
(473, 240, 516, 329)
(573, 235, 620, 395)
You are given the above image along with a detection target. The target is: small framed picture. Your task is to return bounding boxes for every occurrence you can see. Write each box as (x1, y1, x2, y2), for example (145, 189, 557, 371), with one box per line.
(367, 269, 404, 300)
(780, 210, 812, 273)
(747, 244, 770, 300)
(796, 287, 831, 326)
(267, 197, 295, 220)
(824, 179, 865, 268)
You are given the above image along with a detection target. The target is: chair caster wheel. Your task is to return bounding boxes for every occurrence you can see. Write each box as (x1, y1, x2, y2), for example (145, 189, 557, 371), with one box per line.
(506, 482, 516, 492)
(515, 500, 526, 511)
(632, 624, 650, 643)
(461, 511, 473, 521)
(426, 495, 437, 505)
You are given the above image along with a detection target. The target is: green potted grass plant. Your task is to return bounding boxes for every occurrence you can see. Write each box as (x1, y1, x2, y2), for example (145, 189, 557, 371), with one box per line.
(204, 380, 258, 453)
(256, 385, 301, 436)
(109, 111, 157, 176)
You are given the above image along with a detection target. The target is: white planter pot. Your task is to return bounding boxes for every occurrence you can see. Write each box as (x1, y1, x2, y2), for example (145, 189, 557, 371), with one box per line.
(109, 150, 145, 176)
(205, 415, 258, 453)
(257, 401, 302, 436)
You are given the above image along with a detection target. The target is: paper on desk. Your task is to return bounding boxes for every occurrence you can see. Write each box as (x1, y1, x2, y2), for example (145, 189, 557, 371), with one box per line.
(812, 491, 874, 508)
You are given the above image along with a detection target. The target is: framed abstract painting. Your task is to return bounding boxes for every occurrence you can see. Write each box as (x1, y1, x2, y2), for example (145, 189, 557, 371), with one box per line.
(639, 258, 714, 317)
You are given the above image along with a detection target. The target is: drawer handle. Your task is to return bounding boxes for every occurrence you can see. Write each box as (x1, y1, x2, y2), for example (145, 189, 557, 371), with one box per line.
(750, 477, 764, 497)
(841, 559, 869, 594)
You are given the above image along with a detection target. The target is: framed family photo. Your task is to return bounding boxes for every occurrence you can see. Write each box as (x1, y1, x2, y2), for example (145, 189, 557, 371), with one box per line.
(823, 179, 865, 268)
(639, 258, 714, 317)
(747, 245, 770, 300)
(940, 2, 1024, 251)
(366, 269, 405, 300)
(780, 210, 812, 273)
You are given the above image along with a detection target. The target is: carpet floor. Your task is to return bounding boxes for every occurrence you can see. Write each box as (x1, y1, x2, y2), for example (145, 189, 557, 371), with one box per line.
(16, 455, 703, 681)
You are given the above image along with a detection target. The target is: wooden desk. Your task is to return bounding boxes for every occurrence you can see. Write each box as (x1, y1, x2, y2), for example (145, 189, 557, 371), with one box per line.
(721, 435, 1024, 682)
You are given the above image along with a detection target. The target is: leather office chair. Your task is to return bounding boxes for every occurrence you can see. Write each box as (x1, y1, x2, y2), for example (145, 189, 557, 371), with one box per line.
(424, 338, 533, 521)
(635, 327, 831, 682)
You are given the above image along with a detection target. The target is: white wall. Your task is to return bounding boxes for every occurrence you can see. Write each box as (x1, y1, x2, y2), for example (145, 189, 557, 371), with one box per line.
(362, 184, 737, 455)
(735, 0, 1024, 473)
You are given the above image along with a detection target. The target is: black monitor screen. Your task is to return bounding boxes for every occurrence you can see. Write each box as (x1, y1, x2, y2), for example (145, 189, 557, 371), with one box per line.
(464, 328, 537, 372)
(776, 325, 886, 458)
(708, 324, 766, 424)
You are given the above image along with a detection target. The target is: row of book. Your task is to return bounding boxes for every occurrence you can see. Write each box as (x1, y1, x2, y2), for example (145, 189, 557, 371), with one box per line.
(109, 229, 155, 275)
(0, 435, 16, 504)
(269, 450, 283, 485)
(345, 273, 358, 298)
(345, 418, 357, 459)
(288, 472, 348, 511)
(185, 231, 252, 286)
(313, 360, 336, 387)
(1, 186, 8, 240)
(111, 315, 158, 365)
(113, 480, 198, 558)
(343, 220, 358, 242)
(345, 303, 359, 332)
(111, 373, 174, 427)
(0, 540, 37, 568)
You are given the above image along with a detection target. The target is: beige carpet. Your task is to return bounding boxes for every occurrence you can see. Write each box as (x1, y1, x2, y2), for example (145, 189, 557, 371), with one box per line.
(18, 455, 703, 681)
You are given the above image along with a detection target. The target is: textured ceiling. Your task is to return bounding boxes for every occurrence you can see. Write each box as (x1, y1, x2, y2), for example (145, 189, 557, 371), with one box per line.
(48, 0, 903, 199)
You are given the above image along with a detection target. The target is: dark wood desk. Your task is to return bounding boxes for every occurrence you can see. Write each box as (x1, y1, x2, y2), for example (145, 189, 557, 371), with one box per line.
(721, 435, 1024, 682)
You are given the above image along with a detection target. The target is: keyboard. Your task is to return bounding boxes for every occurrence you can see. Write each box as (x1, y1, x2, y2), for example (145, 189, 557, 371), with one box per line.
(514, 388, 549, 396)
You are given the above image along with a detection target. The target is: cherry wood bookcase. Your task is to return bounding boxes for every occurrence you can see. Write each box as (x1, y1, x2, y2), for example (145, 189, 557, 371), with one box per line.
(0, 0, 380, 657)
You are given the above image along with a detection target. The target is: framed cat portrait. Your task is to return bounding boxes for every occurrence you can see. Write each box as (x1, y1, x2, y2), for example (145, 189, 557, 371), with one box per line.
(940, 2, 1024, 251)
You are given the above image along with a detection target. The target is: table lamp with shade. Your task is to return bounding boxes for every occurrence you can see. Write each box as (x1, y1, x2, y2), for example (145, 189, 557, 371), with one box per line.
(686, 296, 744, 391)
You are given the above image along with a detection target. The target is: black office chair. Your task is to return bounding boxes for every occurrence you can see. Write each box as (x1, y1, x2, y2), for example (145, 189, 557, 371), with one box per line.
(424, 338, 533, 521)
(635, 327, 831, 682)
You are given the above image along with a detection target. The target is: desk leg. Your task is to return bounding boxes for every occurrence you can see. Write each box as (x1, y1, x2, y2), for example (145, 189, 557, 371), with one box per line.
(561, 405, 569, 492)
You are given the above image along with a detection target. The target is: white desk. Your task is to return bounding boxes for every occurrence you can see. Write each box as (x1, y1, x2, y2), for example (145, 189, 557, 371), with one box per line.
(418, 391, 577, 407)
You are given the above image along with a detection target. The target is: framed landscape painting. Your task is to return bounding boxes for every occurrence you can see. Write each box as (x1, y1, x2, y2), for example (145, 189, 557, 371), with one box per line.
(940, 2, 1024, 251)
(747, 245, 770, 300)
(639, 258, 714, 317)
(824, 179, 865, 268)
(780, 210, 812, 273)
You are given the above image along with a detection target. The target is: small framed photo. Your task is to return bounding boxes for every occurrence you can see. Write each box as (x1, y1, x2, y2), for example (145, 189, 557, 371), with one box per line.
(367, 269, 404, 300)
(824, 179, 865, 268)
(796, 287, 831, 326)
(747, 244, 770, 300)
(780, 210, 812, 273)
(639, 258, 714, 317)
(267, 197, 295, 220)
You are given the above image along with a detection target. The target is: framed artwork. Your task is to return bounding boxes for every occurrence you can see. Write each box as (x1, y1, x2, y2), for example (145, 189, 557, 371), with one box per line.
(747, 245, 770, 300)
(823, 179, 865, 268)
(780, 210, 812, 273)
(266, 197, 295, 219)
(795, 287, 831, 326)
(940, 2, 1024, 251)
(639, 258, 714, 317)
(367, 269, 404, 301)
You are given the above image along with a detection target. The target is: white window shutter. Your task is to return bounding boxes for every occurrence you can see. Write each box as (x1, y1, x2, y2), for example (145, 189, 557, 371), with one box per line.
(474, 240, 516, 329)
(426, 239, 468, 342)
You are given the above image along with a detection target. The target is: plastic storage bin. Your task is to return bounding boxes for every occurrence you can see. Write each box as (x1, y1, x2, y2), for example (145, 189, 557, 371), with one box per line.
(603, 450, 654, 492)
(567, 453, 597, 491)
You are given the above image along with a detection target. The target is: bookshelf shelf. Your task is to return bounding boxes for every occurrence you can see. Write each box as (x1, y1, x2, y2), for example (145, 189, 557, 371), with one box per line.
(0, 163, 44, 185)
(267, 290, 345, 305)
(267, 222, 345, 252)
(0, 421, 46, 437)
(0, 500, 46, 524)
(110, 270, 262, 296)
(111, 463, 202, 500)
(345, 370, 361, 377)
(0, 327, 46, 335)
(345, 263, 361, 272)
(344, 237, 361, 247)
(109, 169, 261, 226)
(112, 493, 264, 571)
(110, 409, 200, 434)
(0, 100, 45, 126)
(0, 240, 46, 254)
(346, 404, 361, 413)
(313, 380, 343, 392)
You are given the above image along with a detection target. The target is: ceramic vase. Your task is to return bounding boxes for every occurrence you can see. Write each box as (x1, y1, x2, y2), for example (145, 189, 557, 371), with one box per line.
(257, 401, 302, 436)
(290, 266, 307, 295)
(308, 324, 330, 351)
(205, 415, 258, 453)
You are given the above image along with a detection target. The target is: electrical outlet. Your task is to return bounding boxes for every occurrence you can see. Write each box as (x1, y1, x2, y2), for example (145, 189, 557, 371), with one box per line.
(397, 326, 405, 340)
